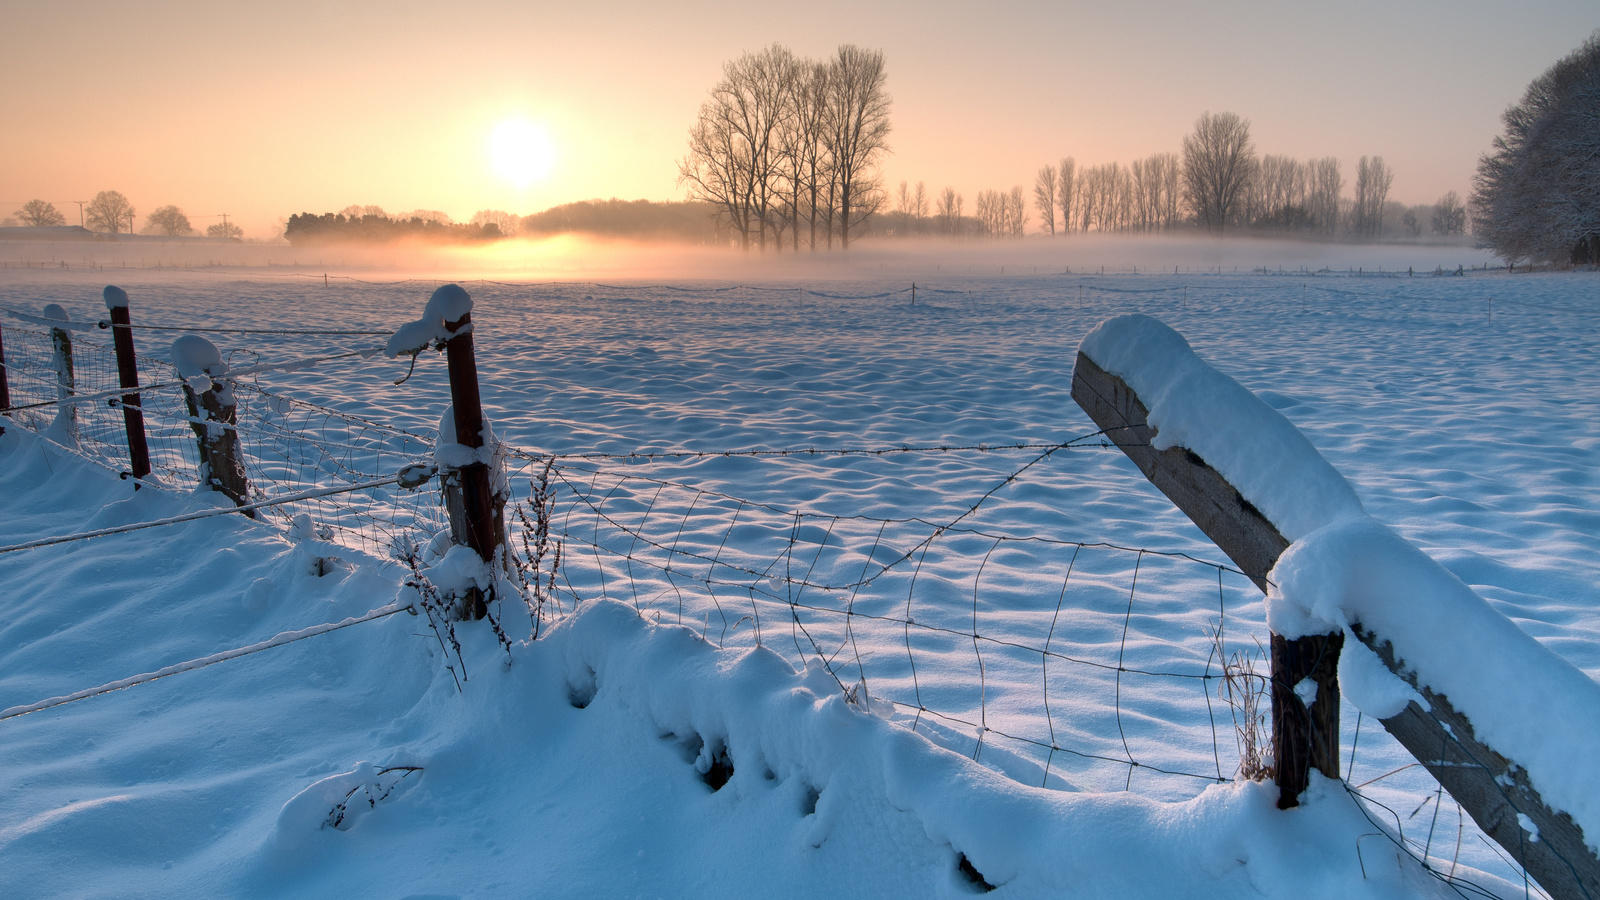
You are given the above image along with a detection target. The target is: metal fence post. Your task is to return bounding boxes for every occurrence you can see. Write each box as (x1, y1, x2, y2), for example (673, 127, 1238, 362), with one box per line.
(103, 286, 151, 484)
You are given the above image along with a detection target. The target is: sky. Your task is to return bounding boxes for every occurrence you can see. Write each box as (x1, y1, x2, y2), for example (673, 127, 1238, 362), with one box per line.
(0, 0, 1592, 241)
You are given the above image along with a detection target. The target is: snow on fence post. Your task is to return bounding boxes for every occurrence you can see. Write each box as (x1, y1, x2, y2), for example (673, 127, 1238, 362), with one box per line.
(42, 303, 77, 439)
(0, 317, 11, 434)
(386, 284, 503, 621)
(1073, 314, 1600, 900)
(103, 286, 152, 484)
(1069, 338, 1342, 809)
(172, 335, 252, 516)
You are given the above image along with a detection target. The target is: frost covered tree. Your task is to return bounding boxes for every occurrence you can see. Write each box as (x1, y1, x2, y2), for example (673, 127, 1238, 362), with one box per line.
(86, 190, 134, 234)
(1182, 112, 1256, 232)
(15, 199, 66, 227)
(144, 205, 193, 236)
(1472, 32, 1600, 265)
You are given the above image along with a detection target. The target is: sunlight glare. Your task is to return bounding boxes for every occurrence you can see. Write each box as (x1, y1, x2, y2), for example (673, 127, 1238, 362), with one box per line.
(488, 117, 557, 189)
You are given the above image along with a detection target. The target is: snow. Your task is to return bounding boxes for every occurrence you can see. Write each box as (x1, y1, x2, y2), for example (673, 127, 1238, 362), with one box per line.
(1270, 515, 1600, 851)
(1079, 314, 1364, 541)
(1, 263, 1597, 898)
(103, 285, 129, 311)
(171, 333, 226, 380)
(385, 282, 474, 357)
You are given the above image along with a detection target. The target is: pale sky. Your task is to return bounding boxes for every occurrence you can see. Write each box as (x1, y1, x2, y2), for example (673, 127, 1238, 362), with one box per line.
(1, 0, 1591, 241)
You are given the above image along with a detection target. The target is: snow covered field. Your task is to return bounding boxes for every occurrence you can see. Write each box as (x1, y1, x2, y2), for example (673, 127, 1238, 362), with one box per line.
(0, 255, 1595, 898)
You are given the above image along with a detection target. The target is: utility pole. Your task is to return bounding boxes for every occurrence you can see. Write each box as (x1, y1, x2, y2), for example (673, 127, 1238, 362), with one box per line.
(74, 200, 86, 228)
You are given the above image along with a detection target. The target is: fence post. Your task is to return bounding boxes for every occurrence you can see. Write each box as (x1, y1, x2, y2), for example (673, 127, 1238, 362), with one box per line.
(436, 285, 501, 620)
(1071, 349, 1342, 809)
(103, 286, 151, 484)
(0, 318, 10, 434)
(172, 335, 252, 516)
(42, 304, 77, 439)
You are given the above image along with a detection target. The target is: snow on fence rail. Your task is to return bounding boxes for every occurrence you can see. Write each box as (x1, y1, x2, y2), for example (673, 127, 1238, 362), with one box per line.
(0, 282, 1564, 896)
(1074, 313, 1600, 900)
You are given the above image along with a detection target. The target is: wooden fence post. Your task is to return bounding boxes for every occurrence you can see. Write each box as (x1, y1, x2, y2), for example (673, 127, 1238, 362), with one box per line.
(42, 303, 77, 438)
(172, 335, 252, 516)
(0, 318, 10, 434)
(1070, 352, 1342, 809)
(437, 285, 501, 620)
(1074, 319, 1599, 899)
(103, 286, 151, 484)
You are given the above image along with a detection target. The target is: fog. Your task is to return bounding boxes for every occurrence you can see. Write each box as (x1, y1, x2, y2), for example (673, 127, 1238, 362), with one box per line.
(0, 233, 1497, 285)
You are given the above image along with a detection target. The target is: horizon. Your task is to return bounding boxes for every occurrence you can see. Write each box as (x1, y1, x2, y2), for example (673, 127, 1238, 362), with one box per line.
(1, 1, 1592, 241)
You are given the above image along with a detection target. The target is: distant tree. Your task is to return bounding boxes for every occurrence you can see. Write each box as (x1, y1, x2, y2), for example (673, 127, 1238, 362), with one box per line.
(1182, 112, 1256, 232)
(1033, 165, 1057, 235)
(144, 205, 193, 236)
(205, 221, 244, 240)
(1431, 191, 1467, 236)
(1401, 208, 1421, 237)
(1307, 157, 1342, 234)
(1056, 158, 1076, 234)
(936, 186, 961, 234)
(471, 209, 519, 237)
(86, 190, 135, 234)
(1473, 32, 1600, 264)
(1351, 156, 1394, 238)
(912, 181, 928, 219)
(1007, 185, 1026, 237)
(15, 199, 66, 227)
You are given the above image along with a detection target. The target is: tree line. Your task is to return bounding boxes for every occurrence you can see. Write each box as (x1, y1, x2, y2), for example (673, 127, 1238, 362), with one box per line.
(8, 191, 243, 239)
(896, 112, 1467, 242)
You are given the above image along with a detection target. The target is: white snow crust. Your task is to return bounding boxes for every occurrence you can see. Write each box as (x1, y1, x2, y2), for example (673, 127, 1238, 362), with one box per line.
(385, 282, 473, 357)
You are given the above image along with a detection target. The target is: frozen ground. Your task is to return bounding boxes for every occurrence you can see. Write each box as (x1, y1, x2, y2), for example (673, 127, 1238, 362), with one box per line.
(0, 258, 1594, 898)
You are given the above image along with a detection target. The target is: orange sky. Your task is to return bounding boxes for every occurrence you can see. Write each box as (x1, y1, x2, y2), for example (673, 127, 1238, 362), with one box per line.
(1, 0, 1591, 241)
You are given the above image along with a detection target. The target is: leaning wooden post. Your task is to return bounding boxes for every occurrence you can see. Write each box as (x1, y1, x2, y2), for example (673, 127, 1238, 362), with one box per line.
(42, 303, 77, 439)
(1075, 315, 1600, 900)
(1071, 321, 1344, 809)
(172, 335, 252, 516)
(103, 285, 152, 484)
(0, 317, 11, 434)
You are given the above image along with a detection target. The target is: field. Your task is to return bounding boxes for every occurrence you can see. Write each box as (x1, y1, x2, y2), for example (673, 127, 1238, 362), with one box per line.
(0, 249, 1595, 898)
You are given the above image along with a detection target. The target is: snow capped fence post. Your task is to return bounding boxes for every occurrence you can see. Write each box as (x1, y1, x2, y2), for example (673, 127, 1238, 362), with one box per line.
(386, 284, 502, 621)
(1069, 328, 1342, 810)
(103, 286, 152, 484)
(0, 318, 10, 434)
(43, 303, 77, 439)
(173, 335, 252, 516)
(1073, 314, 1600, 900)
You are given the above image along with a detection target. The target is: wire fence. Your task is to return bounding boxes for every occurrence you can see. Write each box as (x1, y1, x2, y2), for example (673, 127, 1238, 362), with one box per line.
(0, 284, 1549, 899)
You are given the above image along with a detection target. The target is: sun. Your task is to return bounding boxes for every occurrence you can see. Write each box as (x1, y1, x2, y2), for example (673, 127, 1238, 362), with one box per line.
(488, 117, 557, 189)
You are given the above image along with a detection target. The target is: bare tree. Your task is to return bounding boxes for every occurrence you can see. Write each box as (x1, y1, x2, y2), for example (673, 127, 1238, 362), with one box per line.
(1431, 191, 1467, 236)
(86, 190, 135, 234)
(1057, 158, 1076, 234)
(144, 205, 193, 236)
(680, 45, 795, 250)
(15, 199, 66, 227)
(1008, 185, 1027, 237)
(1351, 155, 1394, 238)
(1033, 165, 1057, 235)
(824, 45, 892, 249)
(205, 221, 244, 240)
(1182, 111, 1256, 232)
(1308, 157, 1342, 234)
(936, 186, 961, 234)
(471, 209, 520, 237)
(912, 181, 928, 219)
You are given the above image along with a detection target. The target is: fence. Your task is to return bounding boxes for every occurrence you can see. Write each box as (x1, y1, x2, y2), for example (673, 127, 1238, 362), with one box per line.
(0, 279, 1570, 898)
